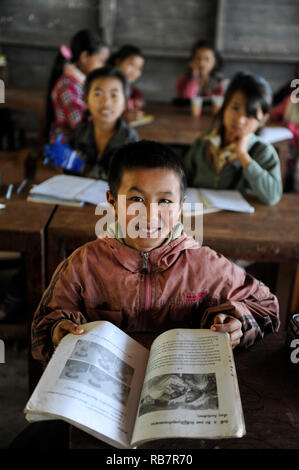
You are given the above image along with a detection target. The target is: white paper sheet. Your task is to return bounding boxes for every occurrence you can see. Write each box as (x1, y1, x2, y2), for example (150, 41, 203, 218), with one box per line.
(199, 189, 255, 213)
(29, 175, 95, 200)
(76, 179, 109, 205)
(259, 126, 293, 144)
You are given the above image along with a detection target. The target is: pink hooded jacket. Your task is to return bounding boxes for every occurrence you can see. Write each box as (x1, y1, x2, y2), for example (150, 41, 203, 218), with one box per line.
(32, 233, 279, 364)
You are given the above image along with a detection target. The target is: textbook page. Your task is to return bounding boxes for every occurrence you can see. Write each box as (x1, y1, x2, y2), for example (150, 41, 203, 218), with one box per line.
(25, 321, 149, 449)
(131, 329, 245, 447)
(200, 189, 255, 213)
(183, 188, 221, 215)
(75, 179, 109, 206)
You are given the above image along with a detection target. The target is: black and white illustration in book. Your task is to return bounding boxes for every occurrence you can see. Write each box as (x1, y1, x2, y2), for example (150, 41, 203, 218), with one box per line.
(59, 339, 135, 406)
(138, 373, 218, 416)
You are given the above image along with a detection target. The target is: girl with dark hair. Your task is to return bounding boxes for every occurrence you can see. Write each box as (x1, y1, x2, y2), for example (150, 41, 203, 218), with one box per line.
(46, 29, 110, 143)
(176, 39, 223, 100)
(184, 71, 282, 205)
(44, 66, 138, 179)
(108, 45, 145, 120)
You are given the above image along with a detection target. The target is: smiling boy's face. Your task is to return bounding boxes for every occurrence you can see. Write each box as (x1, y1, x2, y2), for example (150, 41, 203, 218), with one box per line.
(107, 167, 185, 252)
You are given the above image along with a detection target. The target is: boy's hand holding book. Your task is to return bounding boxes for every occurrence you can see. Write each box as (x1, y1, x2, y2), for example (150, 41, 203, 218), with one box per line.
(52, 319, 84, 348)
(210, 314, 243, 349)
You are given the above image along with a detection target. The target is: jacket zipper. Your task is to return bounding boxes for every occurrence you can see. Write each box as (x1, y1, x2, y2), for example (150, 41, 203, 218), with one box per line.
(142, 252, 152, 312)
(136, 253, 152, 331)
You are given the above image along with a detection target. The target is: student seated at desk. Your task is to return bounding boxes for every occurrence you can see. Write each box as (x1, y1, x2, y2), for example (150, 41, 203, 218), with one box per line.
(46, 29, 110, 143)
(184, 72, 282, 205)
(108, 45, 145, 122)
(32, 140, 279, 366)
(176, 39, 224, 101)
(271, 83, 299, 192)
(44, 66, 139, 180)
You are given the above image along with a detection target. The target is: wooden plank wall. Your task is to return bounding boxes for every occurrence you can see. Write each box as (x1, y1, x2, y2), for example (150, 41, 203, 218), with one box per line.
(0, 0, 100, 48)
(111, 0, 216, 56)
(0, 0, 297, 131)
(216, 0, 299, 62)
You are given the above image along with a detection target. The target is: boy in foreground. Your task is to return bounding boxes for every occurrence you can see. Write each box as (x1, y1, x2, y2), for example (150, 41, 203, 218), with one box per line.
(32, 140, 279, 365)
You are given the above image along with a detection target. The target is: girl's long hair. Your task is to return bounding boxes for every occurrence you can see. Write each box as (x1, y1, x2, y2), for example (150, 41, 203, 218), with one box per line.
(45, 29, 106, 141)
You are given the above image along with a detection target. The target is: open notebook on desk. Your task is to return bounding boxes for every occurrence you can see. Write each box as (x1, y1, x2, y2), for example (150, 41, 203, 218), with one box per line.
(28, 175, 109, 208)
(184, 188, 254, 215)
(28, 175, 254, 213)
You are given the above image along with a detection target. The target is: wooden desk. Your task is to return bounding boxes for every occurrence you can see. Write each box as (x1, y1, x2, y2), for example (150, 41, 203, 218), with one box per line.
(0, 200, 55, 308)
(202, 195, 299, 263)
(69, 332, 299, 449)
(5, 87, 45, 114)
(0, 150, 56, 391)
(138, 103, 215, 145)
(0, 199, 56, 390)
(5, 87, 46, 145)
(0, 149, 56, 188)
(0, 150, 56, 300)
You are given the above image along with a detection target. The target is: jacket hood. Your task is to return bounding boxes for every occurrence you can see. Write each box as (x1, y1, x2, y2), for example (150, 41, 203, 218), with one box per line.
(100, 231, 199, 273)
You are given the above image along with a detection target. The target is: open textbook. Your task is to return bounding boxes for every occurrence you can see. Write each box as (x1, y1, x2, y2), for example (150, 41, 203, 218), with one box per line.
(25, 321, 245, 449)
(28, 174, 254, 214)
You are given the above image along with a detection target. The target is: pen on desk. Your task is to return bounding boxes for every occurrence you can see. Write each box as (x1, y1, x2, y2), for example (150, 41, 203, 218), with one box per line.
(5, 184, 14, 200)
(16, 178, 28, 194)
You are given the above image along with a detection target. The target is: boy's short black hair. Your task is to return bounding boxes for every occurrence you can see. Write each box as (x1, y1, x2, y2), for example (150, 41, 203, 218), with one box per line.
(108, 44, 144, 65)
(108, 140, 187, 202)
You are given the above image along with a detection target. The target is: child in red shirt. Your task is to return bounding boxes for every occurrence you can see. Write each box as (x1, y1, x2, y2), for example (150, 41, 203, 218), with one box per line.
(46, 29, 110, 143)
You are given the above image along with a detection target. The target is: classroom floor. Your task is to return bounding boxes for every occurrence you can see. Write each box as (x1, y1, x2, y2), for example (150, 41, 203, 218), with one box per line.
(0, 340, 30, 448)
(0, 262, 30, 449)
